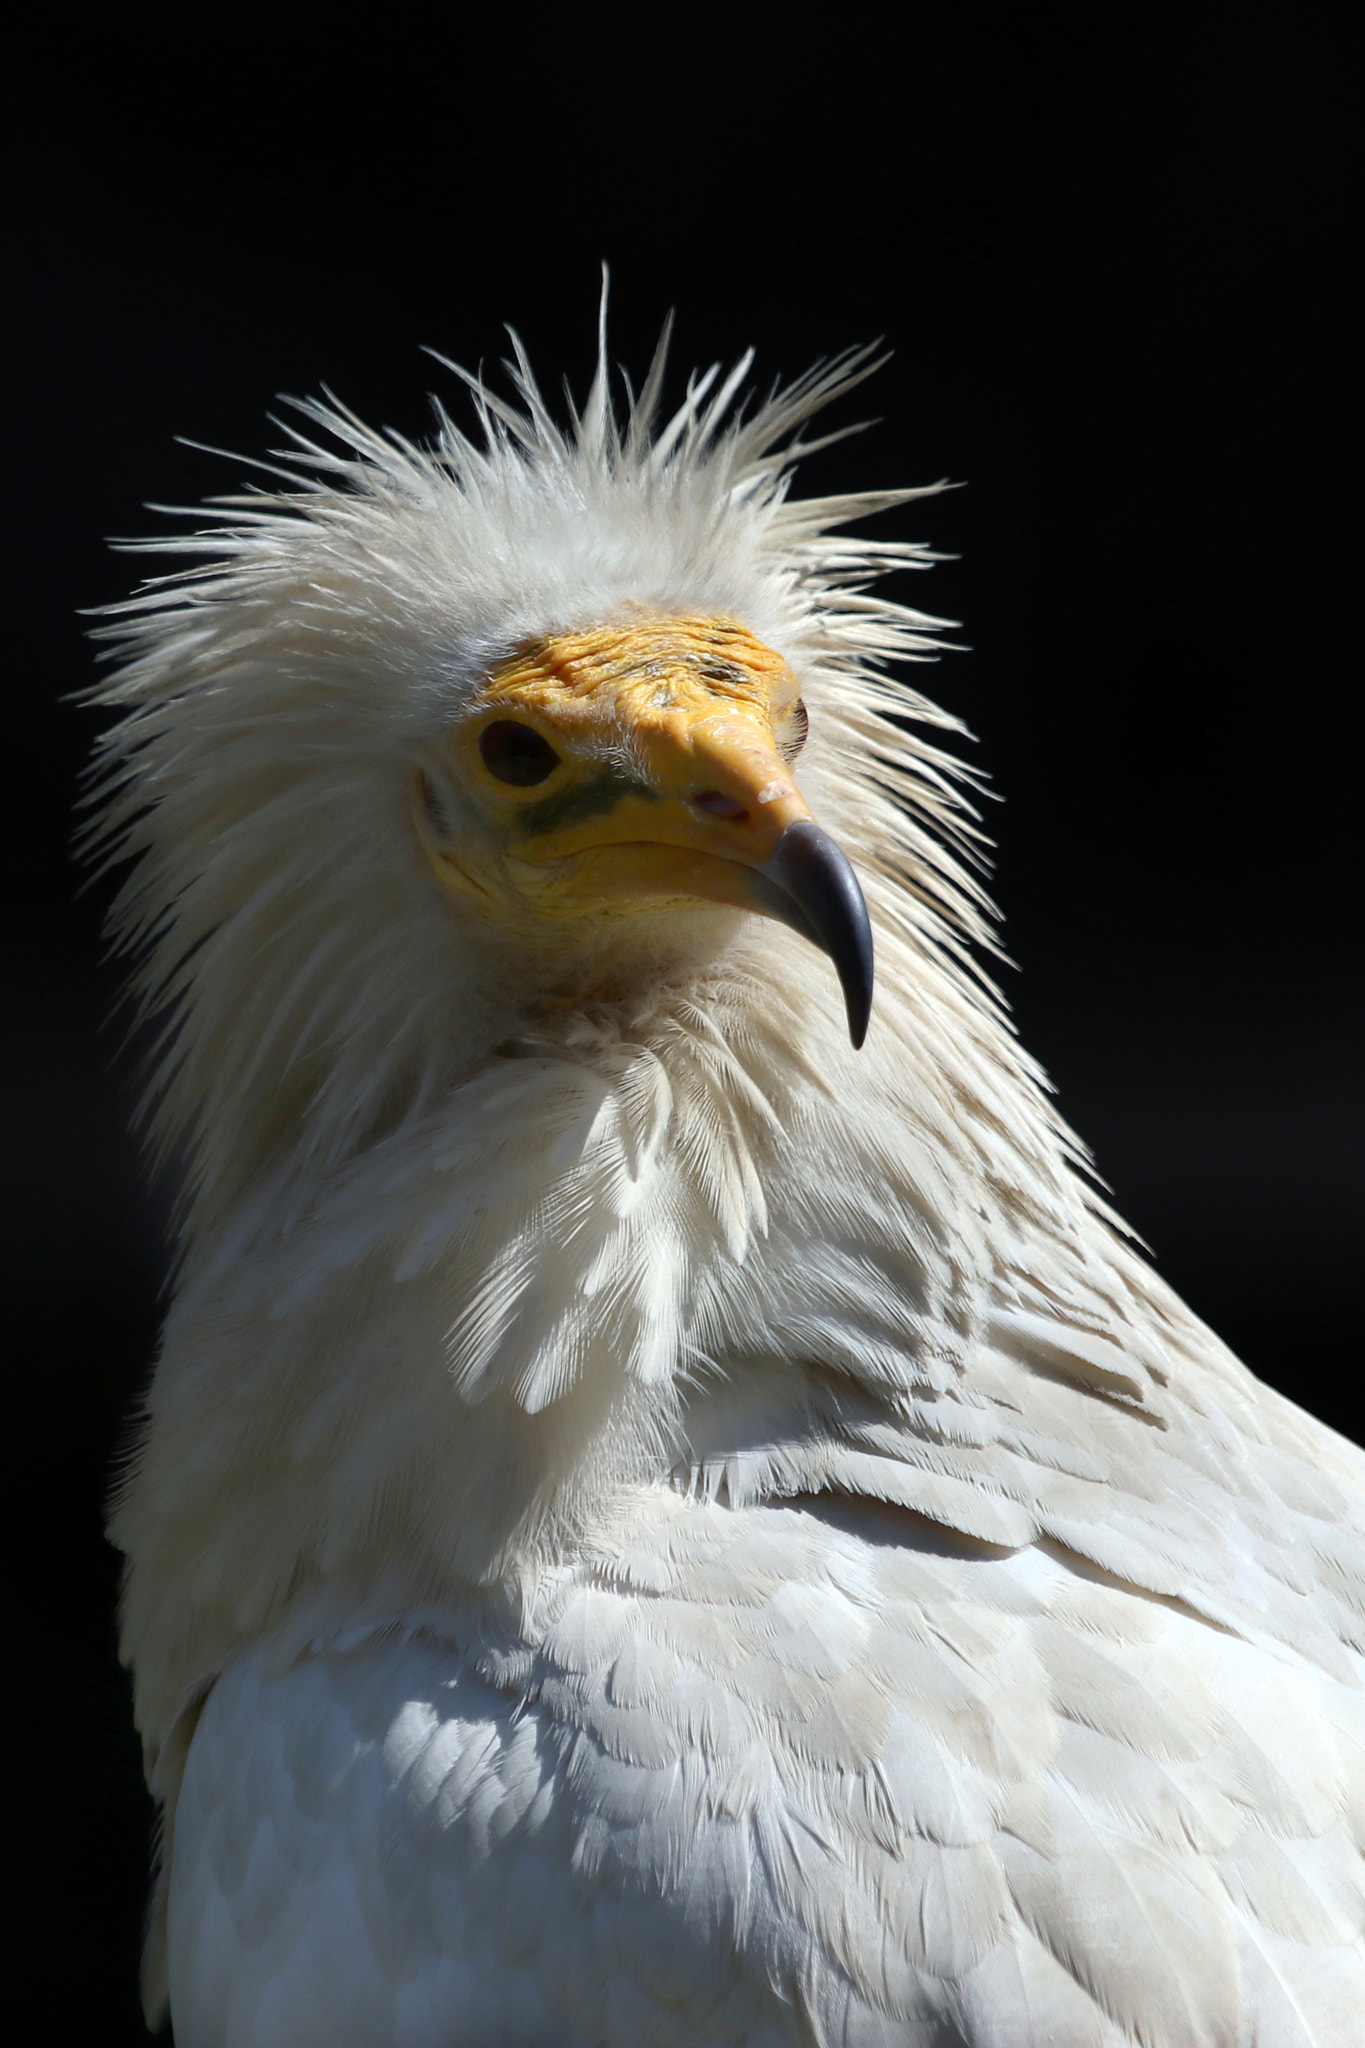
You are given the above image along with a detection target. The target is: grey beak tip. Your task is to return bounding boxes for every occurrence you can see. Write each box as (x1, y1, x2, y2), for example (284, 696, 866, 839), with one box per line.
(757, 820, 875, 1049)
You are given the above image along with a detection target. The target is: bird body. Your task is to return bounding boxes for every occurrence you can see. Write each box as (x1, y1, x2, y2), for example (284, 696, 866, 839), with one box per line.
(91, 324, 1365, 2044)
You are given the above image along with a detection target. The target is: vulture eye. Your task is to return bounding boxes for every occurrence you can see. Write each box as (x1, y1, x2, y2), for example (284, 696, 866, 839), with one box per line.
(780, 700, 809, 764)
(478, 720, 561, 787)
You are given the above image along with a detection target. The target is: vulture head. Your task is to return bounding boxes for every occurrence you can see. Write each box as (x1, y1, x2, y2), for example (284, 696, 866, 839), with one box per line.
(89, 322, 979, 1248)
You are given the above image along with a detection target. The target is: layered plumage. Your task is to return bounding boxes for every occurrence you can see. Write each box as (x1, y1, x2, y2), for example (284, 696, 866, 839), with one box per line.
(89, 318, 1365, 2045)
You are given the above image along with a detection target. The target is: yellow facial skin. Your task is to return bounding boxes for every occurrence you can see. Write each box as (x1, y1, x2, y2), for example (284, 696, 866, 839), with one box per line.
(415, 614, 816, 928)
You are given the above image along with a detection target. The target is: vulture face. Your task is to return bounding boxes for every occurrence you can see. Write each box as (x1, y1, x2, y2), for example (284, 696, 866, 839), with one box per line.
(411, 611, 875, 1043)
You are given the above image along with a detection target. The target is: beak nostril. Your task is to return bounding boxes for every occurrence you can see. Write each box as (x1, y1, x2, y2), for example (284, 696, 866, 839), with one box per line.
(693, 790, 749, 824)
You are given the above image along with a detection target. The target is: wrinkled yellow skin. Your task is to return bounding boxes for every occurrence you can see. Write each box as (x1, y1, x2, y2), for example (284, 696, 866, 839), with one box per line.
(482, 613, 797, 724)
(416, 615, 815, 931)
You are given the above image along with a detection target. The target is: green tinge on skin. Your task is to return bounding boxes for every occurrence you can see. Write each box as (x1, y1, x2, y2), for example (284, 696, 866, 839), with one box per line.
(519, 766, 659, 840)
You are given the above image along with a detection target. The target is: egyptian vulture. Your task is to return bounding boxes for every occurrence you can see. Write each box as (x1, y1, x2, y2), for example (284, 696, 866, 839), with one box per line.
(89, 319, 1365, 2047)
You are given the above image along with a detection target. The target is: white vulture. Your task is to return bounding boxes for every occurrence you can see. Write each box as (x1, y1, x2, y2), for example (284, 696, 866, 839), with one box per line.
(88, 315, 1365, 2048)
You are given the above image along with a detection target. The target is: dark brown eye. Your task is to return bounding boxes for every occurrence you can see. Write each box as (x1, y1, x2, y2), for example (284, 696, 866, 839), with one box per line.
(478, 720, 561, 787)
(780, 700, 809, 764)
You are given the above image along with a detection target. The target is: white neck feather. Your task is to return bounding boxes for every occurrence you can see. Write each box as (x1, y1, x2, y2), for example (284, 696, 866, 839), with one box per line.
(113, 896, 1188, 1753)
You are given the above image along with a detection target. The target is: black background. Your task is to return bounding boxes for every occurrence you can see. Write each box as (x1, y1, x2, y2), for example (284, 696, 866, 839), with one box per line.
(2, 3, 1358, 2034)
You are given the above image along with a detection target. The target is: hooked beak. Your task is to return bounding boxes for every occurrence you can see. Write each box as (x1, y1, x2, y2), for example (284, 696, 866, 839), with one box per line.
(516, 786, 877, 1049)
(749, 821, 874, 1048)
